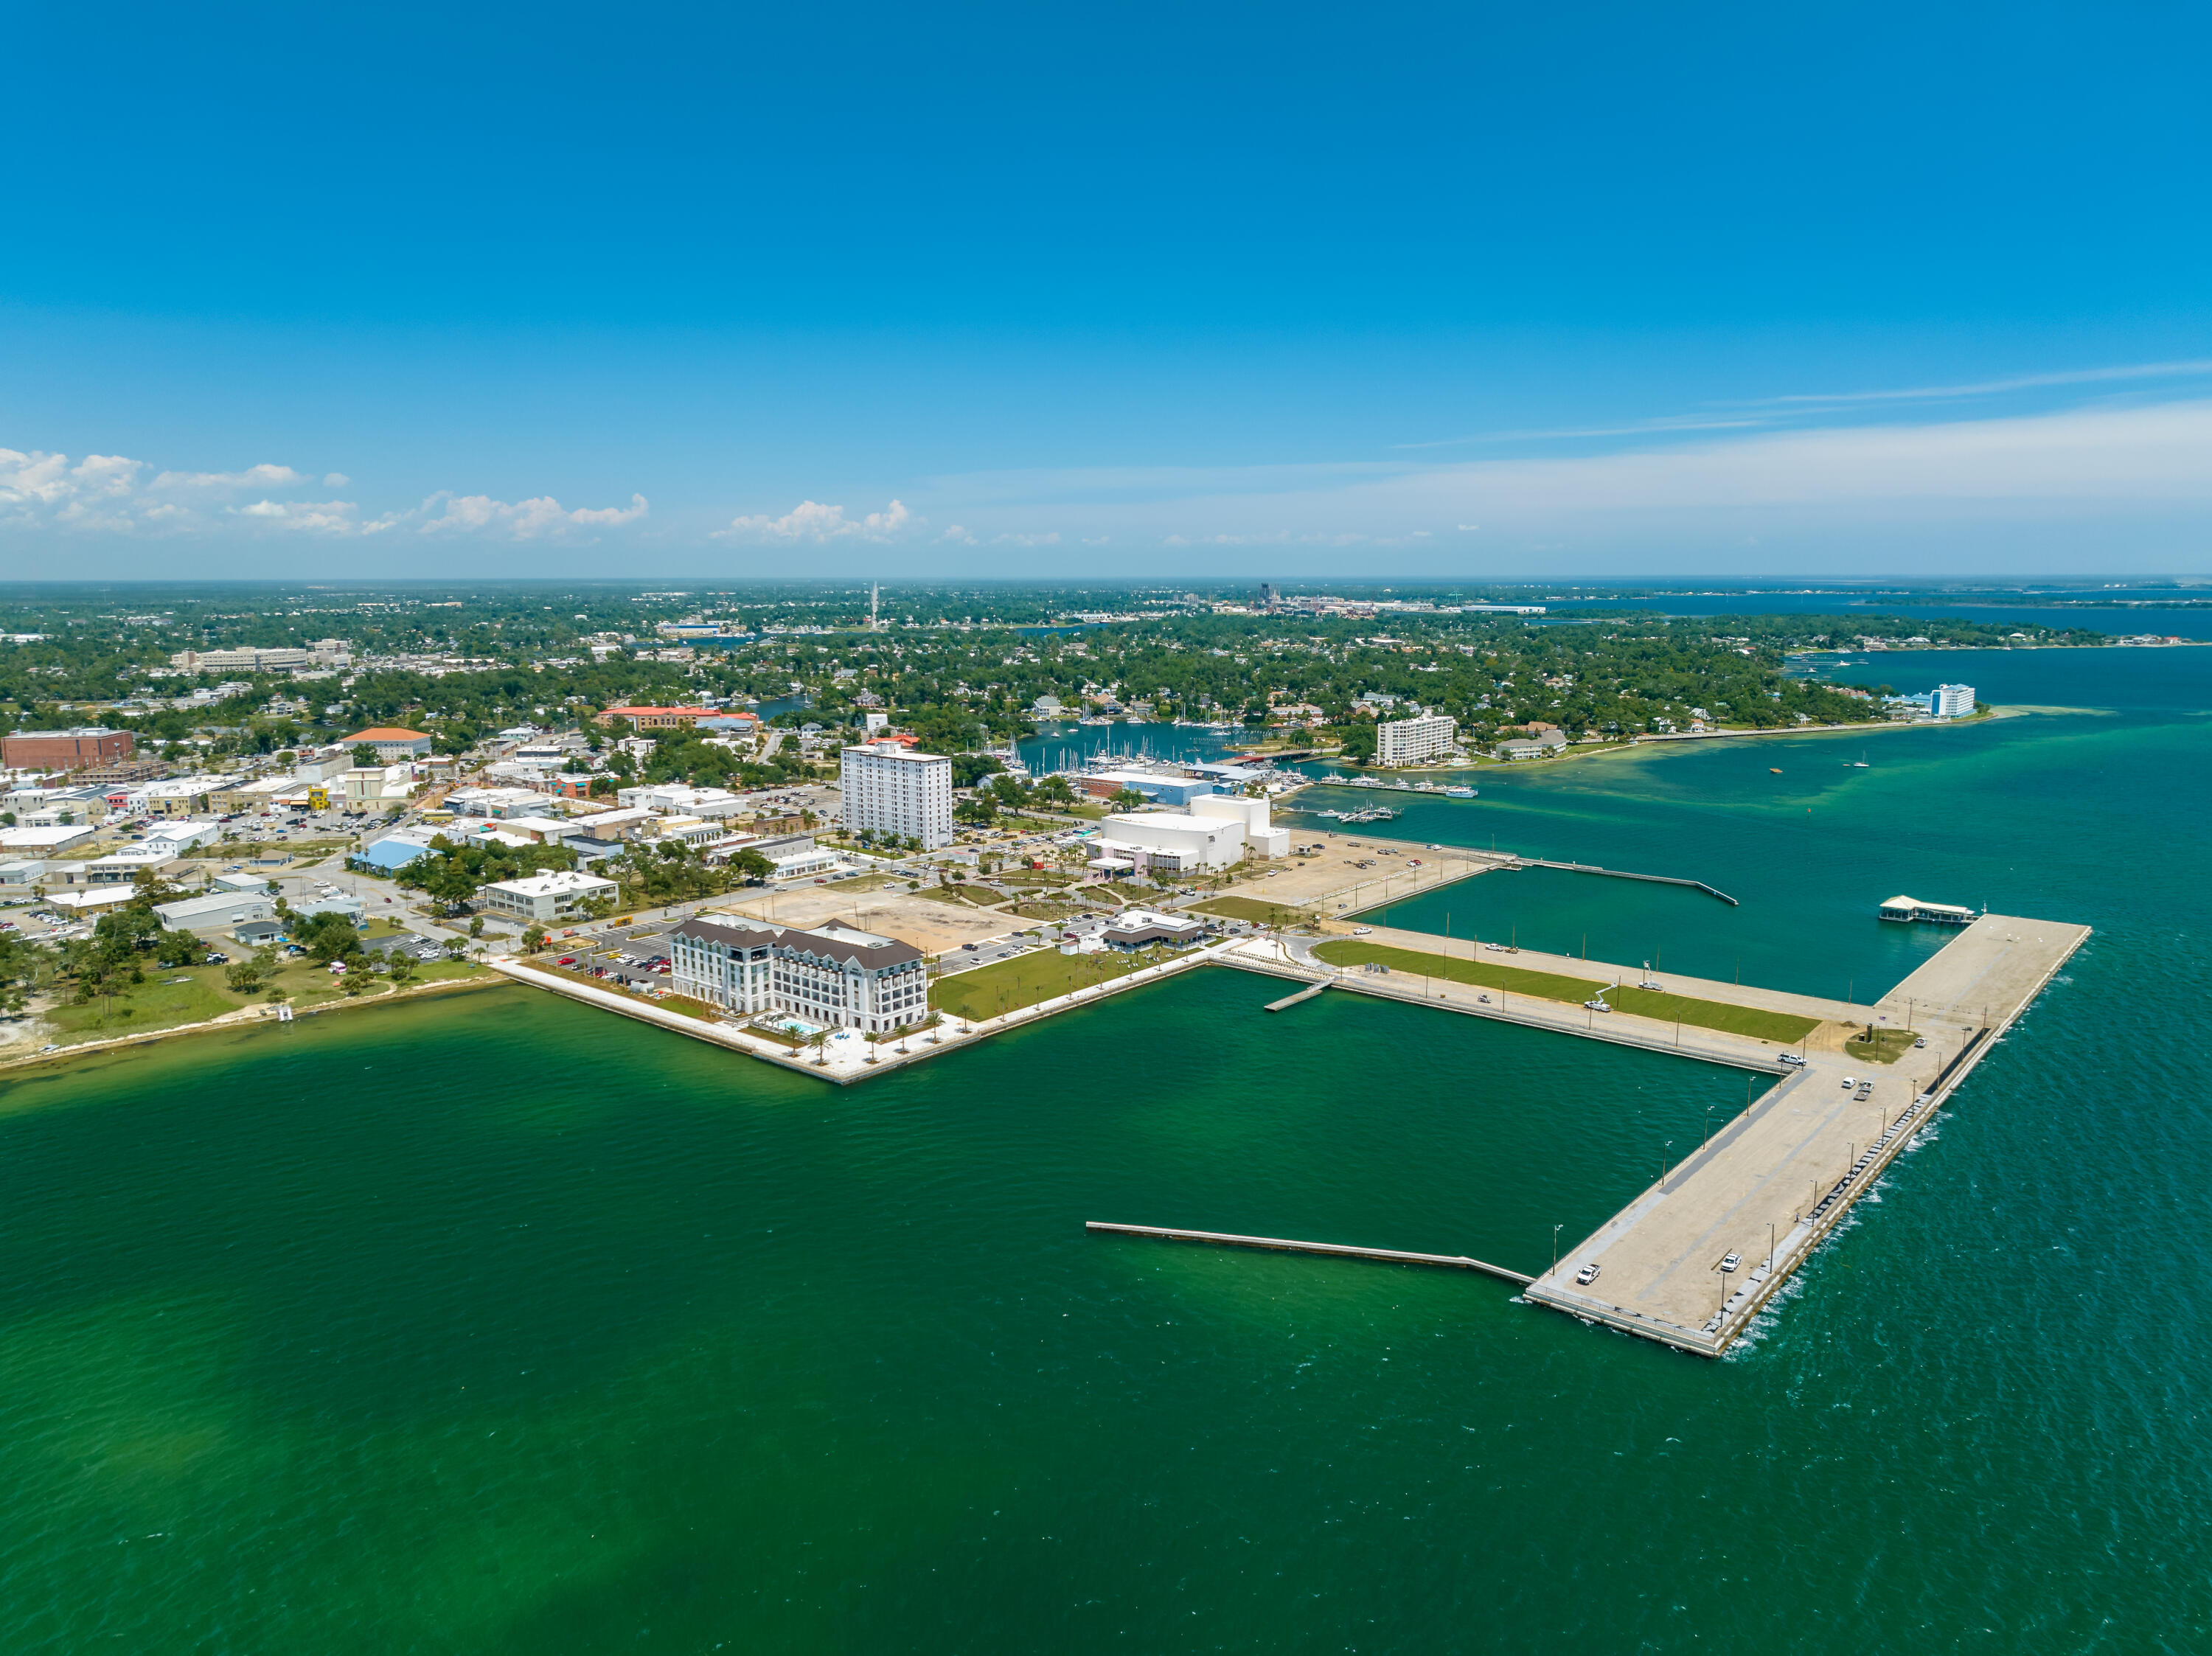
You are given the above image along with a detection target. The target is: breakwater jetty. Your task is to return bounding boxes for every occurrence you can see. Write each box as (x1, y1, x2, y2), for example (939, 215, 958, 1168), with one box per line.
(1506, 857, 1738, 905)
(1086, 1221, 1532, 1284)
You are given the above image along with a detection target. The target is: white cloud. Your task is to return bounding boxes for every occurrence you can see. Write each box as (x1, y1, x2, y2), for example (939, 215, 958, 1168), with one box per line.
(990, 530, 1060, 546)
(1742, 356, 2212, 410)
(933, 397, 2212, 549)
(718, 498, 914, 541)
(389, 491, 651, 540)
(151, 463, 307, 492)
(0, 442, 649, 542)
(229, 499, 361, 535)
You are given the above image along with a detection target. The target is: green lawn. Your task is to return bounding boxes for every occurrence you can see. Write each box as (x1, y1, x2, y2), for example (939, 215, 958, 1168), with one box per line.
(1309, 940, 1823, 1042)
(38, 953, 487, 1046)
(41, 966, 240, 1044)
(1843, 1025, 1920, 1064)
(931, 946, 1178, 1021)
(1193, 895, 1316, 927)
(1607, 987, 1820, 1044)
(1311, 939, 1605, 1003)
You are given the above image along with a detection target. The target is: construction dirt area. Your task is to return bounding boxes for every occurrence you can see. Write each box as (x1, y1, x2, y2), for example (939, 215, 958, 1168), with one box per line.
(709, 885, 1025, 956)
(1213, 828, 1502, 916)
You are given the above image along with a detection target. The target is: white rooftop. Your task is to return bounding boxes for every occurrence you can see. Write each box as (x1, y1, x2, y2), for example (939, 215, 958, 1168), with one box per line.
(485, 869, 616, 897)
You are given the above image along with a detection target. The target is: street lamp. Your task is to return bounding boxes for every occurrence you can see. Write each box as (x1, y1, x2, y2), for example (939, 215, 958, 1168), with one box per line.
(1551, 1223, 1562, 1272)
(1660, 1139, 1673, 1189)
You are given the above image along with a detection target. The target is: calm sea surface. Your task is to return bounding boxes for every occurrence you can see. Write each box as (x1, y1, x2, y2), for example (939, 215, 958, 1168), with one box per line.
(4, 647, 2208, 1652)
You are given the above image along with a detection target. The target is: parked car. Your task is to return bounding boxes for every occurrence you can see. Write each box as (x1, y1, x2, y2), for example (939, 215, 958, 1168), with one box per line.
(1574, 1263, 1601, 1287)
(1352, 926, 1373, 936)
(1720, 1253, 1742, 1273)
(556, 956, 577, 967)
(1778, 1053, 1806, 1068)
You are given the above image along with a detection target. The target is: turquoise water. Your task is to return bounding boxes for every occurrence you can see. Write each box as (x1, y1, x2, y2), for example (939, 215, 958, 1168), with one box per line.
(3, 647, 2209, 1651)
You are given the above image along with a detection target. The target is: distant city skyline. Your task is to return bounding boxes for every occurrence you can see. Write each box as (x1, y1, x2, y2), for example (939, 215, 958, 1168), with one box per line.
(4, 2, 2209, 577)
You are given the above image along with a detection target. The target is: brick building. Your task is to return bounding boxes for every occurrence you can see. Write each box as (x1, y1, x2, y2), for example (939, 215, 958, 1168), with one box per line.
(2, 726, 135, 772)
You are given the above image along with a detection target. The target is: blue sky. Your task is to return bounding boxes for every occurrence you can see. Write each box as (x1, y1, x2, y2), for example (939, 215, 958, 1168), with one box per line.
(4, 1, 2210, 578)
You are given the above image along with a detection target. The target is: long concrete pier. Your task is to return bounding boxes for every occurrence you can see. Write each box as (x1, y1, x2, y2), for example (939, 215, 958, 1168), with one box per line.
(1520, 914, 2089, 1354)
(1214, 911, 2087, 1354)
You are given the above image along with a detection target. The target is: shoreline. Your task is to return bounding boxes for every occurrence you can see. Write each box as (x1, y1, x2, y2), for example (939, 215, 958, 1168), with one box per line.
(1301, 706, 2013, 784)
(0, 971, 504, 1080)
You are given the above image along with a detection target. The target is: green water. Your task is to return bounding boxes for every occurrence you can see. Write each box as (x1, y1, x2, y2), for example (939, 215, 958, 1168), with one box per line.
(4, 648, 2210, 1652)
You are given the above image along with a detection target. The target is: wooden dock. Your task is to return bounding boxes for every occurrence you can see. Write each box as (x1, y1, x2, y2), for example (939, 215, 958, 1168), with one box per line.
(1087, 1221, 1534, 1285)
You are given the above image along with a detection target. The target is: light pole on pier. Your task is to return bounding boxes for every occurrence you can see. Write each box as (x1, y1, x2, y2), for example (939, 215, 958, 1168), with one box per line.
(1552, 1223, 1562, 1272)
(1660, 1139, 1673, 1190)
(1703, 1104, 1714, 1149)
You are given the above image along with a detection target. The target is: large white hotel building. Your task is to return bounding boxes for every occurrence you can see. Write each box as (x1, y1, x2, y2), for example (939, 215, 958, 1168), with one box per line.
(1374, 712, 1458, 766)
(839, 740, 954, 849)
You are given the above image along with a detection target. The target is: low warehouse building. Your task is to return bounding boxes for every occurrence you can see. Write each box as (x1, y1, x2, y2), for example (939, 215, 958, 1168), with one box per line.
(154, 891, 277, 930)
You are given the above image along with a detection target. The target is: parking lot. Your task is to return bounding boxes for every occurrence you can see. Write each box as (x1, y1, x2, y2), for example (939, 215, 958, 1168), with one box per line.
(549, 920, 679, 988)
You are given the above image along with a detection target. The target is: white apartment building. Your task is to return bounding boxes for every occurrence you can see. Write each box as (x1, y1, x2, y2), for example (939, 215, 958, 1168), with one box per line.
(1933, 683, 1976, 718)
(1374, 712, 1458, 766)
(840, 741, 953, 849)
(670, 916, 930, 1034)
(477, 869, 618, 922)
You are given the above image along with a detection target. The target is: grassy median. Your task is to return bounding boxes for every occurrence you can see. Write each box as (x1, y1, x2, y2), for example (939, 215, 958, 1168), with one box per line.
(1607, 986, 1820, 1044)
(931, 946, 1180, 1021)
(1310, 940, 1821, 1043)
(1312, 939, 1606, 1003)
(1192, 896, 1315, 927)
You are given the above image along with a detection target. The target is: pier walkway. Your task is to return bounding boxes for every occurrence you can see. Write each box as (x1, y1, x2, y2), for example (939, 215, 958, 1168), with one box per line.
(1217, 912, 2087, 1354)
(1520, 914, 2088, 1354)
